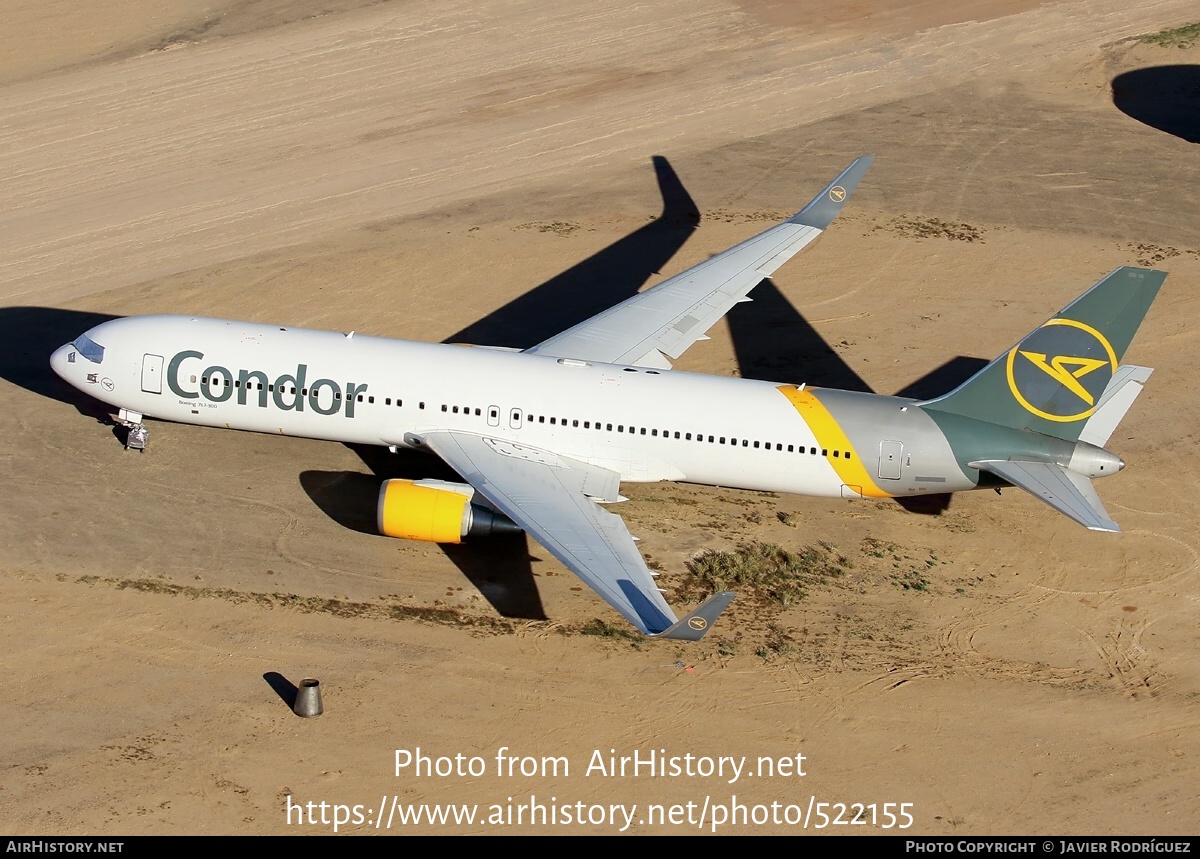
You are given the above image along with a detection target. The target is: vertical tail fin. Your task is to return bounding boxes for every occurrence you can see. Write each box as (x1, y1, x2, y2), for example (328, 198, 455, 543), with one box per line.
(920, 267, 1166, 441)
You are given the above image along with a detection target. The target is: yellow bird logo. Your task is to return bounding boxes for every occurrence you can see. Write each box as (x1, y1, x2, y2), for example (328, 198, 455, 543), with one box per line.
(1017, 352, 1109, 405)
(1005, 318, 1118, 422)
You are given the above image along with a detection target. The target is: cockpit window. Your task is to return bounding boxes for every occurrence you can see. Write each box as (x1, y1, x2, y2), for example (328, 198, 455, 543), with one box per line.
(72, 333, 105, 364)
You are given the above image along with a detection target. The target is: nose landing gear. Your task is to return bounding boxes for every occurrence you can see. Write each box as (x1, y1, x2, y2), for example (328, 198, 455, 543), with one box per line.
(118, 408, 147, 452)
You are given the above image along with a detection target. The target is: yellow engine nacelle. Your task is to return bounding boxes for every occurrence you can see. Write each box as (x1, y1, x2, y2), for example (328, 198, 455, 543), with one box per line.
(376, 479, 519, 543)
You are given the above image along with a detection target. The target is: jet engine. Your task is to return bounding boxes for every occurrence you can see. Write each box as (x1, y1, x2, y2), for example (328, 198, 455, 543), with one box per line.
(376, 479, 521, 543)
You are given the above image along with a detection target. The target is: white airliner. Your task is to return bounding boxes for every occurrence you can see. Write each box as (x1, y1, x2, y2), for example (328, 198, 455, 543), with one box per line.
(50, 157, 1165, 639)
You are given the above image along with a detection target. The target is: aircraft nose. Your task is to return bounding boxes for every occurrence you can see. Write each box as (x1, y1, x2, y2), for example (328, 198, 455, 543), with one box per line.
(49, 343, 72, 380)
(1118, 457, 1126, 472)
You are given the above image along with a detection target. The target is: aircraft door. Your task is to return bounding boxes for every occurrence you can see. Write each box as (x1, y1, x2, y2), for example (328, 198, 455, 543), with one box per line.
(509, 408, 523, 429)
(878, 440, 903, 480)
(141, 353, 164, 394)
(488, 406, 500, 427)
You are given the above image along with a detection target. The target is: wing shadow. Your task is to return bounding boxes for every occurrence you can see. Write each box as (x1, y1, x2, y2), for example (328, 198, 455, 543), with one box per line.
(445, 155, 699, 348)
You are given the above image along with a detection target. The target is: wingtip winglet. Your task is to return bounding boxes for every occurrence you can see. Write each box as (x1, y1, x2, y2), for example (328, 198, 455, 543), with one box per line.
(788, 156, 875, 230)
(651, 591, 736, 641)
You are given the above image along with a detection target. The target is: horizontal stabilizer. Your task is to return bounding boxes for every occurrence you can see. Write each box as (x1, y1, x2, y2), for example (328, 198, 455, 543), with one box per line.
(1078, 365, 1153, 447)
(971, 459, 1120, 532)
(651, 591, 736, 640)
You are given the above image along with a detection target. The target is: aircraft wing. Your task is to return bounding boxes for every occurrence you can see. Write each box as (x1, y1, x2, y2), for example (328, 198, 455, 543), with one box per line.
(420, 431, 734, 638)
(524, 157, 873, 368)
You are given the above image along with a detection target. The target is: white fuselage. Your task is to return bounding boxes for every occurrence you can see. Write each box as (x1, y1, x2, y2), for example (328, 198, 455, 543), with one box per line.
(50, 315, 973, 498)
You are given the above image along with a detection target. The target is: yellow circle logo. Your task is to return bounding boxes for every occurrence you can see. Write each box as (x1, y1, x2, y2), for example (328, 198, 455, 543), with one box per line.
(687, 617, 708, 631)
(829, 186, 847, 203)
(1005, 318, 1117, 422)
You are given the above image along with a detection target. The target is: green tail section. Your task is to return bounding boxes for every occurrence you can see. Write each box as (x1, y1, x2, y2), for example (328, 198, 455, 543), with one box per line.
(920, 267, 1166, 442)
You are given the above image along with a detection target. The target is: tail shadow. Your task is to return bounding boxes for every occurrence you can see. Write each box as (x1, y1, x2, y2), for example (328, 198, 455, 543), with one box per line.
(727, 278, 873, 391)
(894, 356, 989, 400)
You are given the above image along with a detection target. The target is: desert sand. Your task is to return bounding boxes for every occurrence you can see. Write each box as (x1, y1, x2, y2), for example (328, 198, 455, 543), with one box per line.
(2, 0, 1199, 835)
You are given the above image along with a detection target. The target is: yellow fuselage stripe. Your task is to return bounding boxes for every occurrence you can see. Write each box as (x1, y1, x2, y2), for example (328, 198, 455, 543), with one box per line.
(776, 385, 892, 498)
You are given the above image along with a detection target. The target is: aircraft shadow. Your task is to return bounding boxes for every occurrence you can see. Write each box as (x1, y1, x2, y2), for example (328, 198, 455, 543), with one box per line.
(725, 282, 983, 517)
(894, 356, 989, 400)
(445, 155, 700, 348)
(1112, 65, 1200, 143)
(0, 306, 121, 422)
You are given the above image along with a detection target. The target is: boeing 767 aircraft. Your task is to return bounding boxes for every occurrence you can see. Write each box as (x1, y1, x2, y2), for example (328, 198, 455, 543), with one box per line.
(49, 158, 1165, 639)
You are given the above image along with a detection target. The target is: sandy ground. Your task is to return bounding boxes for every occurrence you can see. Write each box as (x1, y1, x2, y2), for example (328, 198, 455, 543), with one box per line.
(2, 0, 1199, 836)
